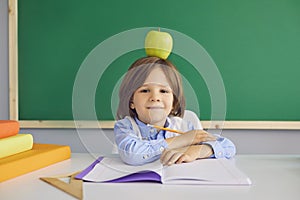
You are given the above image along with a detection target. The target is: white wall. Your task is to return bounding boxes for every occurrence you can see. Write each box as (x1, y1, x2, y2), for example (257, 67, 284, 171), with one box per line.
(1, 0, 299, 154)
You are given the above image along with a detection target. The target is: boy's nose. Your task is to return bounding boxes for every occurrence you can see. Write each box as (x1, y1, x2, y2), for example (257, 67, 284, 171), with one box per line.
(150, 97, 161, 102)
(149, 91, 161, 102)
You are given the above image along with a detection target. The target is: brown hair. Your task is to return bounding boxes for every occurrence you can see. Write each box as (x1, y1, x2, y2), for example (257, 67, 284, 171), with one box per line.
(116, 56, 186, 120)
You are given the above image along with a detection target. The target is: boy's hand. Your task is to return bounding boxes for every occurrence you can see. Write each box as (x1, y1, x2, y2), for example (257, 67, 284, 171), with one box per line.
(166, 130, 216, 149)
(160, 144, 213, 166)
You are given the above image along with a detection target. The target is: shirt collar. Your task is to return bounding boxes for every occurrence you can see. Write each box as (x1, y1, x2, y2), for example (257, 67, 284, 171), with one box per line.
(134, 117, 170, 128)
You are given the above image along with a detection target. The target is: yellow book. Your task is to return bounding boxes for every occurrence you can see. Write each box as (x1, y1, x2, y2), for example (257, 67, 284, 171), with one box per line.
(0, 143, 71, 182)
(0, 134, 33, 159)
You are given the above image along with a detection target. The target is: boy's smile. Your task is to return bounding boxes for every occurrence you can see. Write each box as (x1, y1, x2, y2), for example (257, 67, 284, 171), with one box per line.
(131, 67, 174, 127)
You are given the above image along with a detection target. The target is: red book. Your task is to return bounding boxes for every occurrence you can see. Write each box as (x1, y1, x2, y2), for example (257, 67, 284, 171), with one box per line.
(0, 120, 19, 139)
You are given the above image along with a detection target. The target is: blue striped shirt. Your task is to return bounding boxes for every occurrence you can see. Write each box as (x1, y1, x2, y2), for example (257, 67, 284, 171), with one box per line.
(114, 116, 236, 165)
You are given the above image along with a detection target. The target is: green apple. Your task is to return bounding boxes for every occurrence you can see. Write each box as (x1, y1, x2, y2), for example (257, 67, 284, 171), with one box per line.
(144, 30, 173, 59)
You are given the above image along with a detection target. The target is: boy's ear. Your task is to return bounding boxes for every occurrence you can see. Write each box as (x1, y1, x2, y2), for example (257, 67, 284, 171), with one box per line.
(130, 102, 135, 109)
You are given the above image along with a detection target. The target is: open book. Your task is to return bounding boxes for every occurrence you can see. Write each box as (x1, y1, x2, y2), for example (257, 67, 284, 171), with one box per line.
(76, 156, 251, 185)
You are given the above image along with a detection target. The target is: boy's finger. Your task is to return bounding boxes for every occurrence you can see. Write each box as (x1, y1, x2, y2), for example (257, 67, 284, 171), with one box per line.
(166, 152, 184, 166)
(160, 150, 174, 165)
(176, 155, 187, 164)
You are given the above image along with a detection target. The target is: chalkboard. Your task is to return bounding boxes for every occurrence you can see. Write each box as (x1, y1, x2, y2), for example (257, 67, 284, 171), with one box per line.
(9, 0, 300, 129)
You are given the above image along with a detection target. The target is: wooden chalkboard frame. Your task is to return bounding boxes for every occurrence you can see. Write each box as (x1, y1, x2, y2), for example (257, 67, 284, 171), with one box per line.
(8, 0, 300, 129)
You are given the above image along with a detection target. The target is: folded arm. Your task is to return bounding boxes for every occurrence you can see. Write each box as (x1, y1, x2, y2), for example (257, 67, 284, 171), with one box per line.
(161, 131, 236, 165)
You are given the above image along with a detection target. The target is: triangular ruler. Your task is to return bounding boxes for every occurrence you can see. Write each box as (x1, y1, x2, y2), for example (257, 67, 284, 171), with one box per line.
(40, 171, 82, 200)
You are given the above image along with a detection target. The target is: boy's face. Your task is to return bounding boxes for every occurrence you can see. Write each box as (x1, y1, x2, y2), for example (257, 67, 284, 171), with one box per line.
(131, 67, 174, 126)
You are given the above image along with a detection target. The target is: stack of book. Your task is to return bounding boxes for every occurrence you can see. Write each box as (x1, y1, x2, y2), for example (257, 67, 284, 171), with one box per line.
(0, 120, 33, 158)
(0, 120, 71, 182)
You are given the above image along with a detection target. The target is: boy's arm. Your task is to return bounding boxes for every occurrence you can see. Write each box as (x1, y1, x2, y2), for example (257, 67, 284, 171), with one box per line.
(160, 144, 213, 166)
(161, 135, 236, 165)
(164, 129, 216, 149)
(201, 136, 236, 159)
(114, 119, 167, 166)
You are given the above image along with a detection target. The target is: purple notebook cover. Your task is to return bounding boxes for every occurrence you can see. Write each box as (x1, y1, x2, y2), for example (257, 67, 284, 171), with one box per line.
(75, 157, 104, 180)
(75, 157, 162, 183)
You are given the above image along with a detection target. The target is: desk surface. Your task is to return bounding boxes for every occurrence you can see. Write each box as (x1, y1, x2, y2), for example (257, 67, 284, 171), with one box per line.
(0, 154, 299, 200)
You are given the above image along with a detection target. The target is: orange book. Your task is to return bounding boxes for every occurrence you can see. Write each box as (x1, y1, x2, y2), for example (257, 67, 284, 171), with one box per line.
(0, 120, 19, 139)
(0, 143, 71, 182)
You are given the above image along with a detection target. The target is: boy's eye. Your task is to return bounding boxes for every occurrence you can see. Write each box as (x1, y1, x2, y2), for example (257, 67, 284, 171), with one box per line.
(160, 89, 171, 93)
(139, 89, 150, 93)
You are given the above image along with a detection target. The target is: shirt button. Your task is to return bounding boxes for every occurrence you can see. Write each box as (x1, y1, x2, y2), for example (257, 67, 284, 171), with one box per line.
(143, 154, 149, 159)
(218, 152, 223, 157)
(150, 129, 155, 133)
(159, 147, 165, 152)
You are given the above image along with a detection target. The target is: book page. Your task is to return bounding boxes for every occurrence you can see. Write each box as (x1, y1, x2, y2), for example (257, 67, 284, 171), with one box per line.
(162, 158, 251, 185)
(83, 157, 163, 182)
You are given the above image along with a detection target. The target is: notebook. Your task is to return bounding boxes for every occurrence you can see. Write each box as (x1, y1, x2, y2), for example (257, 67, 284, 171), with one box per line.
(76, 157, 251, 185)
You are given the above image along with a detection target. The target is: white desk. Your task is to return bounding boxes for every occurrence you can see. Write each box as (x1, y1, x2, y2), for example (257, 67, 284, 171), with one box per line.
(0, 154, 299, 200)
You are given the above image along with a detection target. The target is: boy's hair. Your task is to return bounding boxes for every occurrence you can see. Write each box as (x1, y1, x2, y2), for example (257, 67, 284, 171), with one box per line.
(116, 56, 186, 120)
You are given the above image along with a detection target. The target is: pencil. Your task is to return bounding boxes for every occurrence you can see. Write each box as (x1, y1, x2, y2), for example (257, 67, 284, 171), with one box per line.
(147, 124, 184, 134)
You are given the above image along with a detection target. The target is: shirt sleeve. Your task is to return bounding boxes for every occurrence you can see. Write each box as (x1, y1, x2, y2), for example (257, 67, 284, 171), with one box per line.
(202, 135, 236, 159)
(114, 118, 168, 166)
(174, 116, 236, 159)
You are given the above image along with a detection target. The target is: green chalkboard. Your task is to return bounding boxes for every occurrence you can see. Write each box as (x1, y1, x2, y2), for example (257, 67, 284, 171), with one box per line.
(14, 0, 300, 128)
